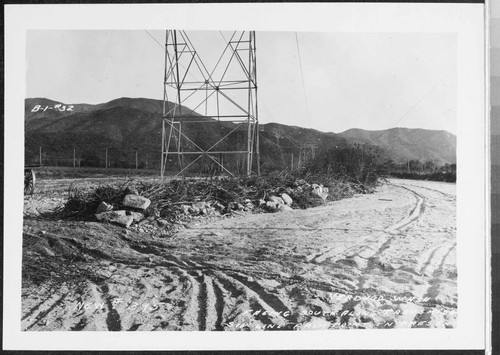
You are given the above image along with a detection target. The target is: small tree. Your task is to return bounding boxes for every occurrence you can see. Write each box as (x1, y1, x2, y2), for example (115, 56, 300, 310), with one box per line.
(423, 160, 437, 173)
(409, 159, 423, 173)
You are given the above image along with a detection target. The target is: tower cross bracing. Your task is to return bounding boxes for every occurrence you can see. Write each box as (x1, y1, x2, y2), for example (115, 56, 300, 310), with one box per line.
(161, 30, 260, 178)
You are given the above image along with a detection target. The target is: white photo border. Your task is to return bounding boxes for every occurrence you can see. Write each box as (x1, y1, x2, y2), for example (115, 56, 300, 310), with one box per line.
(4, 3, 487, 351)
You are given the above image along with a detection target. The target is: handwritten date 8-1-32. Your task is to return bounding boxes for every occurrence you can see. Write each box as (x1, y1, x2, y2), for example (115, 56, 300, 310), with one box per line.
(31, 104, 74, 112)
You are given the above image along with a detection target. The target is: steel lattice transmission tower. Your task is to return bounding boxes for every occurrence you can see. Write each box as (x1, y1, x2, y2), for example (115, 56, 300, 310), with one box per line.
(160, 30, 260, 178)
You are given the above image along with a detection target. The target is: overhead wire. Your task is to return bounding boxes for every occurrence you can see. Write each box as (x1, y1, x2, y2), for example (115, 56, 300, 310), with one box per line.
(378, 66, 455, 142)
(390, 67, 454, 127)
(385, 121, 454, 147)
(144, 30, 165, 50)
(294, 32, 311, 126)
(384, 106, 454, 146)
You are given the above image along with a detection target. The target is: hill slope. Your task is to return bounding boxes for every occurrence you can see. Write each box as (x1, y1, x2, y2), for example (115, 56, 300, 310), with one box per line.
(339, 127, 456, 165)
(24, 97, 456, 170)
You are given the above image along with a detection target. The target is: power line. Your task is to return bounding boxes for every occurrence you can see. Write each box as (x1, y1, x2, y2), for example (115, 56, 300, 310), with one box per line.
(280, 129, 302, 147)
(144, 30, 165, 50)
(380, 66, 455, 141)
(294, 32, 311, 124)
(382, 106, 454, 146)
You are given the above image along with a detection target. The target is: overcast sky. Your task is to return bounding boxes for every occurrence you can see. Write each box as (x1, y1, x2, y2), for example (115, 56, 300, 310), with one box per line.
(26, 30, 456, 134)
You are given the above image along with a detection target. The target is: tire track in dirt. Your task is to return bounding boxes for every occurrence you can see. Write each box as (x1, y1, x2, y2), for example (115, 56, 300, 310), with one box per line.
(211, 279, 226, 331)
(296, 183, 429, 327)
(25, 293, 68, 330)
(307, 183, 426, 265)
(99, 284, 122, 331)
(419, 246, 444, 276)
(202, 275, 220, 331)
(214, 271, 292, 330)
(186, 270, 208, 330)
(433, 243, 457, 278)
(151, 258, 283, 330)
(68, 287, 90, 331)
(211, 273, 251, 326)
(229, 272, 291, 313)
(22, 179, 456, 330)
(384, 184, 426, 232)
(402, 183, 455, 200)
(70, 317, 88, 331)
(352, 184, 426, 262)
(184, 270, 221, 331)
(332, 184, 429, 324)
(67, 282, 109, 331)
(22, 292, 57, 322)
(171, 258, 224, 330)
(177, 258, 223, 331)
(169, 267, 199, 330)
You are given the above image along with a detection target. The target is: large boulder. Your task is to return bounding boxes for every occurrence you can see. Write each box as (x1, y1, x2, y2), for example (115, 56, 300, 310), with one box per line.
(96, 210, 134, 228)
(123, 194, 151, 210)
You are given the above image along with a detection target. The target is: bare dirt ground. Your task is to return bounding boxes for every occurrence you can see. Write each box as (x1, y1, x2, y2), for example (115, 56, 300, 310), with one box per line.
(21, 178, 456, 331)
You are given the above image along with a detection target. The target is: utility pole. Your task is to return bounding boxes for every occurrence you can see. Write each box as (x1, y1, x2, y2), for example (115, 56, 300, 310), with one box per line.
(73, 148, 76, 168)
(135, 150, 138, 170)
(39, 146, 42, 166)
(291, 154, 294, 171)
(105, 149, 108, 168)
(256, 123, 261, 176)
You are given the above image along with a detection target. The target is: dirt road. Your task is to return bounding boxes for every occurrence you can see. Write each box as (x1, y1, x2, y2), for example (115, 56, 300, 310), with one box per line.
(21, 179, 456, 331)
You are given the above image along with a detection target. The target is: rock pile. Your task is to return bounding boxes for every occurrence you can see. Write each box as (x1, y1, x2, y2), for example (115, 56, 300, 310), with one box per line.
(92, 178, 330, 230)
(263, 193, 294, 212)
(95, 194, 151, 228)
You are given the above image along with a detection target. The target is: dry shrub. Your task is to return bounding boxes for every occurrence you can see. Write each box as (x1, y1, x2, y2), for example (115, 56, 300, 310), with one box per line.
(303, 144, 381, 187)
(58, 165, 381, 222)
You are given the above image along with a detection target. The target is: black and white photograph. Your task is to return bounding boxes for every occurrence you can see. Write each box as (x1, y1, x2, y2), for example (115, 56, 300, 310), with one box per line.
(4, 3, 487, 351)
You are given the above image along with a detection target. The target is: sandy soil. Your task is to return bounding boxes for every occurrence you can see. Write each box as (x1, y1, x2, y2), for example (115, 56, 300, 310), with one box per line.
(21, 178, 456, 331)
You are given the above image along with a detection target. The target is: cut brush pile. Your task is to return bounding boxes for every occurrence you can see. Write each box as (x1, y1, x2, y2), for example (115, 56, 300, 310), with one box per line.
(58, 171, 378, 233)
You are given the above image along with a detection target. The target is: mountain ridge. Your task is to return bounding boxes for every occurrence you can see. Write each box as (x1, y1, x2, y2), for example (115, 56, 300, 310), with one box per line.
(24, 97, 456, 169)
